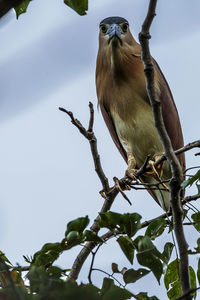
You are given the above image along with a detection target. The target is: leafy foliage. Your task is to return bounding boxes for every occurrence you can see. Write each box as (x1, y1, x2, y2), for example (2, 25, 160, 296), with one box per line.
(14, 0, 88, 19)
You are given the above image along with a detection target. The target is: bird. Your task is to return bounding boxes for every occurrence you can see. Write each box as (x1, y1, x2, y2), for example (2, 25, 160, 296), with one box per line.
(95, 16, 185, 211)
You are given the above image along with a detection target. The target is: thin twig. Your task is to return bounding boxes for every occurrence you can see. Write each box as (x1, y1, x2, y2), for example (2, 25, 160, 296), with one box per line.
(88, 244, 101, 284)
(92, 268, 124, 287)
(59, 104, 109, 193)
(139, 0, 191, 298)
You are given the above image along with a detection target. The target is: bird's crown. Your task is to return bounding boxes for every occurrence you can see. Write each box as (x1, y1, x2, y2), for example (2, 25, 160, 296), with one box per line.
(100, 16, 128, 25)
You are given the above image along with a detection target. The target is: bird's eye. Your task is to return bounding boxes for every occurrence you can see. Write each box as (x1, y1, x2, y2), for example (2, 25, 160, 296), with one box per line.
(122, 23, 128, 32)
(100, 24, 107, 34)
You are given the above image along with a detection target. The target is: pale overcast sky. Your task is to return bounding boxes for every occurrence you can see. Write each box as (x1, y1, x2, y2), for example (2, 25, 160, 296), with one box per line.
(0, 1, 200, 299)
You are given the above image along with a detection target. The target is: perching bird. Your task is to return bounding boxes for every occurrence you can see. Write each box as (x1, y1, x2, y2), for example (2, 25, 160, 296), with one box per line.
(96, 16, 185, 211)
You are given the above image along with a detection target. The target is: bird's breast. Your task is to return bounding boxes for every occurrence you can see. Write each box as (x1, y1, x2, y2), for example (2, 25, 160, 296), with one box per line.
(110, 92, 163, 168)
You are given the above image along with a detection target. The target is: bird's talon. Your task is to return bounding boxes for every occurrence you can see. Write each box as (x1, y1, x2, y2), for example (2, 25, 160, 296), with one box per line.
(125, 169, 138, 181)
(99, 189, 108, 199)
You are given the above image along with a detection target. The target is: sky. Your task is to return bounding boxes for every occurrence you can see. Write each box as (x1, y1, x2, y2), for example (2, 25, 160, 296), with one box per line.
(0, 0, 200, 299)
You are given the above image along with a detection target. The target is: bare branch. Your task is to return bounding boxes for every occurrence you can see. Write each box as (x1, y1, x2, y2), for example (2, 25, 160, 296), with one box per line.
(59, 104, 109, 193)
(88, 244, 101, 284)
(139, 0, 191, 297)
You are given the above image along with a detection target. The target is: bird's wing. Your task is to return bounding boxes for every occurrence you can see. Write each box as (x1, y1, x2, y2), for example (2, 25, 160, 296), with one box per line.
(99, 102, 127, 162)
(153, 58, 186, 171)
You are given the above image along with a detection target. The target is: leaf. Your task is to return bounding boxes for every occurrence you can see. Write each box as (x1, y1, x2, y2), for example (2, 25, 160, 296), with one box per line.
(99, 212, 123, 231)
(191, 212, 200, 232)
(167, 280, 181, 300)
(123, 268, 150, 284)
(117, 236, 135, 264)
(181, 170, 200, 189)
(133, 292, 159, 300)
(101, 278, 133, 300)
(32, 242, 64, 267)
(65, 216, 89, 236)
(14, 0, 32, 19)
(83, 230, 103, 243)
(164, 258, 179, 290)
(189, 266, 197, 299)
(161, 242, 174, 265)
(137, 251, 163, 284)
(99, 212, 141, 237)
(145, 218, 166, 240)
(122, 213, 142, 237)
(64, 0, 88, 16)
(47, 266, 63, 279)
(136, 236, 163, 283)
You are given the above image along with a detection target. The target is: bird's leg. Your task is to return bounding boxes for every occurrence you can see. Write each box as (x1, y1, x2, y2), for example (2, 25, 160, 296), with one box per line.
(125, 152, 138, 181)
(146, 154, 169, 190)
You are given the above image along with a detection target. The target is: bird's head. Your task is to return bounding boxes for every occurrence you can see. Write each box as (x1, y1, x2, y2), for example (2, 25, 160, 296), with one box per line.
(98, 16, 134, 49)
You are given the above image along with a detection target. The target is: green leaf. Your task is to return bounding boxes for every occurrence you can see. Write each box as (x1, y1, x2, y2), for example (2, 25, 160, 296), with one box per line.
(167, 280, 181, 300)
(99, 212, 141, 237)
(191, 212, 200, 232)
(99, 212, 122, 231)
(65, 216, 89, 236)
(145, 218, 166, 240)
(117, 236, 135, 264)
(137, 251, 163, 284)
(122, 213, 142, 237)
(164, 258, 179, 290)
(83, 230, 103, 243)
(189, 266, 197, 299)
(161, 242, 174, 265)
(101, 278, 133, 300)
(123, 268, 150, 284)
(133, 292, 159, 300)
(64, 0, 88, 16)
(47, 266, 63, 279)
(14, 0, 32, 19)
(181, 170, 200, 189)
(32, 242, 64, 267)
(136, 236, 163, 283)
(66, 230, 82, 246)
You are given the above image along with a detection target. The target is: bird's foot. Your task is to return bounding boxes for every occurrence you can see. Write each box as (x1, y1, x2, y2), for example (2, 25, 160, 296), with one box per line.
(125, 168, 138, 181)
(147, 158, 169, 191)
(113, 177, 132, 205)
(99, 177, 132, 205)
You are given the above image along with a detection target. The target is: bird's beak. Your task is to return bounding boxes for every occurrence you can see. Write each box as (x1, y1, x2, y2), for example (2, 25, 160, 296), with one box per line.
(107, 24, 123, 43)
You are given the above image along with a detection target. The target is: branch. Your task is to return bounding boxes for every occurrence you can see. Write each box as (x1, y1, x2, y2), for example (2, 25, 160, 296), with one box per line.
(59, 103, 109, 194)
(139, 0, 191, 298)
